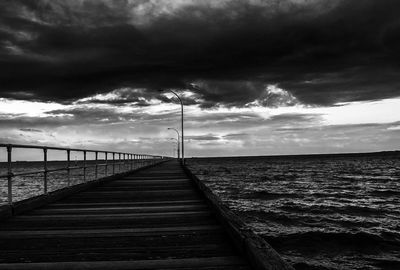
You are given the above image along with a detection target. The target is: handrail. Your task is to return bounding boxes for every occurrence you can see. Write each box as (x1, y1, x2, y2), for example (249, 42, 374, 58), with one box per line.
(0, 143, 167, 204)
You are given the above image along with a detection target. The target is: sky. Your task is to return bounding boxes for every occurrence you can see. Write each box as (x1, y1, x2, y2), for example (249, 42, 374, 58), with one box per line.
(0, 0, 399, 158)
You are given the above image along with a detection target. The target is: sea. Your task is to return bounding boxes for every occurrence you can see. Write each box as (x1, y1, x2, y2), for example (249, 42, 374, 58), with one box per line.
(187, 152, 400, 270)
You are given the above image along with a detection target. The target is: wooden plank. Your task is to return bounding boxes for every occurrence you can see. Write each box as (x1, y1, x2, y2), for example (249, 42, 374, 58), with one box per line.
(30, 205, 208, 215)
(109, 179, 190, 183)
(100, 183, 191, 189)
(47, 199, 204, 208)
(123, 176, 188, 180)
(0, 256, 248, 270)
(60, 193, 202, 203)
(92, 186, 195, 191)
(0, 233, 231, 252)
(0, 215, 218, 230)
(1, 243, 232, 253)
(73, 189, 198, 194)
(12, 211, 212, 220)
(100, 179, 191, 183)
(0, 225, 222, 239)
(0, 244, 237, 263)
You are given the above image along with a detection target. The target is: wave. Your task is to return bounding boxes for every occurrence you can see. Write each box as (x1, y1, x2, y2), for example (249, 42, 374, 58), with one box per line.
(276, 202, 387, 217)
(341, 205, 386, 216)
(264, 231, 400, 256)
(369, 189, 400, 197)
(244, 190, 300, 200)
(268, 231, 400, 270)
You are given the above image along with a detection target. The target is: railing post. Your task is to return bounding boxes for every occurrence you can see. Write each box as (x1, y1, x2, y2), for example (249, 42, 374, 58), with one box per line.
(43, 148, 48, 195)
(67, 149, 71, 186)
(119, 153, 121, 172)
(116, 153, 118, 173)
(95, 151, 98, 179)
(124, 154, 126, 172)
(83, 150, 86, 182)
(112, 153, 115, 175)
(7, 145, 13, 204)
(105, 152, 108, 176)
(130, 154, 133, 171)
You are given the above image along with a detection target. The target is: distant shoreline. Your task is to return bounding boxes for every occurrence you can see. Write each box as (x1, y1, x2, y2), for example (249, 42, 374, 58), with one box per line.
(188, 150, 400, 159)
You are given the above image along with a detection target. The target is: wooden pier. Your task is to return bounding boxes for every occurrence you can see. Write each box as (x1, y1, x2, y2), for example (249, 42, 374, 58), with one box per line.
(0, 160, 293, 270)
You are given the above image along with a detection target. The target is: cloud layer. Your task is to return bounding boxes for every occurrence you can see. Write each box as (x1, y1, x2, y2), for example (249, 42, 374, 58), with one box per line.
(1, 0, 400, 107)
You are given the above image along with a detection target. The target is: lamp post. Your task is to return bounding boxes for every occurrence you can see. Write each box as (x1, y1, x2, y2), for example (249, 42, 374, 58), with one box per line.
(168, 128, 180, 159)
(159, 89, 185, 164)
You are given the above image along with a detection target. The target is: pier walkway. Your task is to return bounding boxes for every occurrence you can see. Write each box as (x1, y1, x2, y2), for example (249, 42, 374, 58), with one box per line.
(0, 161, 253, 269)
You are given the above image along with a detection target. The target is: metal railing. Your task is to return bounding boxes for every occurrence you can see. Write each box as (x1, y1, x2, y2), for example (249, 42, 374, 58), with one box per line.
(0, 144, 167, 204)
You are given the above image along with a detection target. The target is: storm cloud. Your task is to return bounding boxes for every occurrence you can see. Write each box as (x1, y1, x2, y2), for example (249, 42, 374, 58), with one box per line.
(1, 0, 400, 107)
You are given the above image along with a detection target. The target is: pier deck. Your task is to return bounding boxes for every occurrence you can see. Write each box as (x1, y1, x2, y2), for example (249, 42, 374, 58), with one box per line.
(0, 161, 253, 269)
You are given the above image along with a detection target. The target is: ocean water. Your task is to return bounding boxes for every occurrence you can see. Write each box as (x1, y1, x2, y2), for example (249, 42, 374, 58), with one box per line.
(187, 153, 400, 270)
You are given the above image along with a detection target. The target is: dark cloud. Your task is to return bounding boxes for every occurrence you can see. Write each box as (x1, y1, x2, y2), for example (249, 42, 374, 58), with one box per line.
(223, 133, 249, 138)
(275, 122, 397, 133)
(0, 105, 183, 129)
(19, 128, 43, 132)
(1, 0, 400, 107)
(47, 107, 125, 124)
(186, 134, 220, 141)
(280, 67, 400, 105)
(269, 113, 323, 124)
(0, 115, 71, 128)
(190, 80, 266, 108)
(45, 106, 180, 124)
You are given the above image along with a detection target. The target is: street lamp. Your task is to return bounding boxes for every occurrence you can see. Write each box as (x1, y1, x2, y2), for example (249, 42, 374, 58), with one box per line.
(159, 89, 185, 164)
(167, 128, 180, 159)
